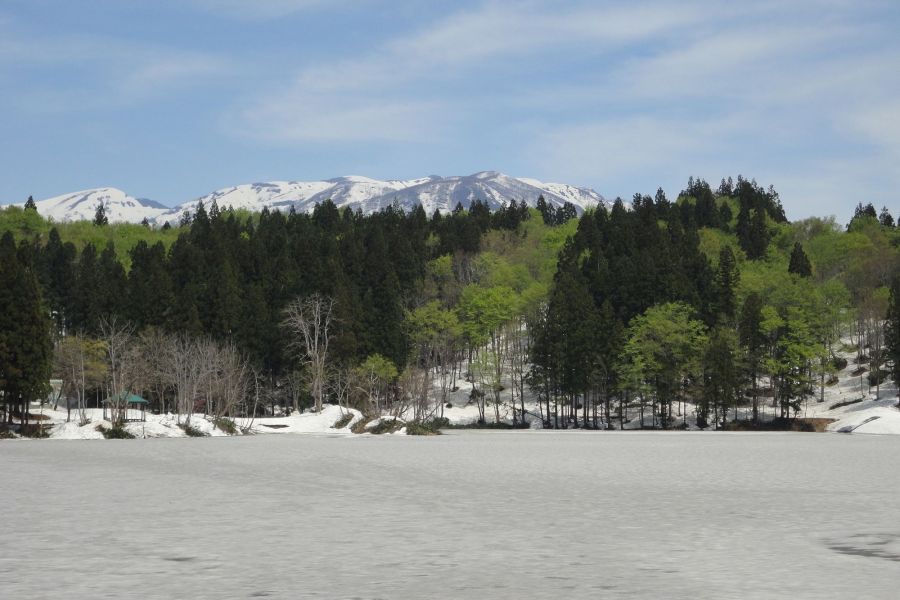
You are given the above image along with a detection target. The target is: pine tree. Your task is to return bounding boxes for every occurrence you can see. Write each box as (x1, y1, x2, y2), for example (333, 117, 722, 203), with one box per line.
(0, 232, 52, 425)
(735, 202, 752, 255)
(712, 246, 739, 321)
(72, 244, 102, 333)
(718, 203, 733, 232)
(739, 292, 766, 422)
(98, 241, 127, 318)
(788, 242, 812, 277)
(24, 196, 37, 211)
(747, 208, 770, 260)
(39, 228, 76, 332)
(879, 207, 895, 228)
(93, 202, 108, 226)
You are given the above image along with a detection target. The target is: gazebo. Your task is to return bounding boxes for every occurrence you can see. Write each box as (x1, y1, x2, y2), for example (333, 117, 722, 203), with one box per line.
(102, 392, 149, 422)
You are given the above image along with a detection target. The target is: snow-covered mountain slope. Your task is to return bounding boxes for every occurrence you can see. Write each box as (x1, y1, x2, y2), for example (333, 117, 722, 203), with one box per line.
(371, 171, 604, 215)
(19, 188, 167, 224)
(167, 175, 440, 222)
(162, 172, 605, 222)
(21, 172, 607, 224)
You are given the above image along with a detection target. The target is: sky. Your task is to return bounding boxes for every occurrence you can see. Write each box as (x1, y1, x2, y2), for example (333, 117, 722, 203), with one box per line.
(1, 0, 898, 221)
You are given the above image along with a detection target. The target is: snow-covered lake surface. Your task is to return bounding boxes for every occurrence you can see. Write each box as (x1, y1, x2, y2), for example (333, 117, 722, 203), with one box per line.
(2, 432, 899, 599)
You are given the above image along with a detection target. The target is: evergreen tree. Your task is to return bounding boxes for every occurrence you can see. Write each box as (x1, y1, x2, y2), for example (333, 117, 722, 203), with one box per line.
(735, 201, 750, 245)
(739, 292, 766, 422)
(24, 196, 37, 211)
(0, 232, 52, 424)
(718, 203, 733, 232)
(788, 242, 813, 277)
(535, 195, 553, 224)
(747, 208, 770, 260)
(39, 228, 76, 332)
(879, 207, 895, 228)
(98, 241, 127, 318)
(127, 241, 174, 328)
(93, 202, 108, 226)
(712, 246, 739, 321)
(72, 244, 102, 333)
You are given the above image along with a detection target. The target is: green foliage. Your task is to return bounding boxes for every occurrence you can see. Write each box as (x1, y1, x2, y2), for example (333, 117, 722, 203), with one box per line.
(618, 302, 707, 427)
(456, 285, 520, 346)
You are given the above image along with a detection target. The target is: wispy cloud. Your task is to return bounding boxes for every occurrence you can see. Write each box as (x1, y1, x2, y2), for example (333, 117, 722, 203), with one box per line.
(514, 1, 900, 217)
(0, 23, 230, 112)
(188, 0, 364, 20)
(231, 1, 718, 143)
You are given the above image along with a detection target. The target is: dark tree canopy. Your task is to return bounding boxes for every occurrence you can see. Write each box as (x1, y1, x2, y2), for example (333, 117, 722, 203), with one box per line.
(0, 232, 52, 423)
(788, 242, 813, 278)
(93, 202, 109, 227)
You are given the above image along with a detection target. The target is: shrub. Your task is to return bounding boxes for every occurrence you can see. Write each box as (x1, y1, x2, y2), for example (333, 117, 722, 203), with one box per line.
(179, 423, 208, 437)
(213, 417, 238, 435)
(351, 417, 373, 434)
(406, 420, 444, 436)
(332, 413, 354, 429)
(96, 424, 135, 439)
(831, 356, 848, 370)
(368, 419, 405, 435)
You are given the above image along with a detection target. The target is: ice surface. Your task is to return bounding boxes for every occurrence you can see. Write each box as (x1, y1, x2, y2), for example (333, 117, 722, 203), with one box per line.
(2, 432, 899, 599)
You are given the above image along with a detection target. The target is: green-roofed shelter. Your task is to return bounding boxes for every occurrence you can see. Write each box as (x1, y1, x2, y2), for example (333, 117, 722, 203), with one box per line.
(102, 392, 149, 422)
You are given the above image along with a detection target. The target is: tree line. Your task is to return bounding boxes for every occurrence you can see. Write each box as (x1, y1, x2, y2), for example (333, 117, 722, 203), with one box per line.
(3, 177, 900, 433)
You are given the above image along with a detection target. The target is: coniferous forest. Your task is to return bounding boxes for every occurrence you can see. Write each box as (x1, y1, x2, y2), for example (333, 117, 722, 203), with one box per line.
(2, 176, 900, 433)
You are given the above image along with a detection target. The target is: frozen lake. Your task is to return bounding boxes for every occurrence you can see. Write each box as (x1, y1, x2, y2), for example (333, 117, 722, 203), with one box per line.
(2, 431, 899, 599)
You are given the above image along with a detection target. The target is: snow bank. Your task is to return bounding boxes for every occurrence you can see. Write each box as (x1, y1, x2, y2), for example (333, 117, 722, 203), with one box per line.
(828, 406, 900, 434)
(241, 404, 363, 436)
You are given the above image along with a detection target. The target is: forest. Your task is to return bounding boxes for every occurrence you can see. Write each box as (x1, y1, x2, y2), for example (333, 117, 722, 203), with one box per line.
(2, 177, 900, 434)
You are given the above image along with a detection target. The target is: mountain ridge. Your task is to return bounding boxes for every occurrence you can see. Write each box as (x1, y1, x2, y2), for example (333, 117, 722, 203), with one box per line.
(12, 171, 607, 224)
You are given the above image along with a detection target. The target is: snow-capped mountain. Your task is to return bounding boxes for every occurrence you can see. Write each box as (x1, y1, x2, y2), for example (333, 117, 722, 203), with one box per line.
(169, 175, 440, 221)
(370, 171, 604, 215)
(19, 172, 606, 224)
(160, 172, 605, 223)
(19, 188, 167, 224)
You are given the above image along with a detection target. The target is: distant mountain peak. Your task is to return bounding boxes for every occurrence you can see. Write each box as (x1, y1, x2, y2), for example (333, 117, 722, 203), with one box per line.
(20, 172, 606, 224)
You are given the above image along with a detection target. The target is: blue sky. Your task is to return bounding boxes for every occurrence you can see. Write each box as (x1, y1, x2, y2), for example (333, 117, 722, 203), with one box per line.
(1, 0, 898, 221)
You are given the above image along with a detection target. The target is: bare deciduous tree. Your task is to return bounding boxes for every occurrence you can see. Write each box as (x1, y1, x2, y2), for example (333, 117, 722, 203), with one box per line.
(53, 334, 107, 424)
(99, 316, 136, 425)
(328, 366, 354, 416)
(282, 293, 334, 412)
(164, 334, 214, 425)
(211, 340, 251, 421)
